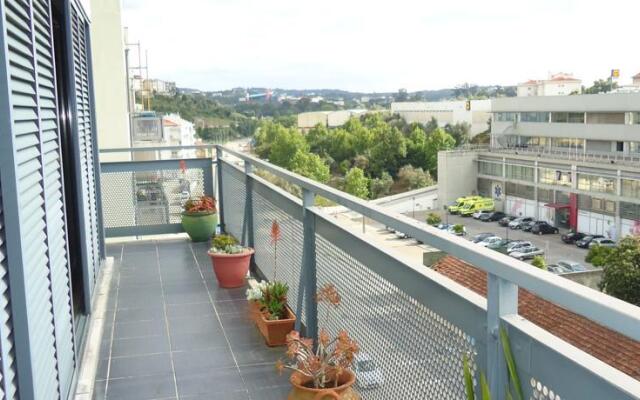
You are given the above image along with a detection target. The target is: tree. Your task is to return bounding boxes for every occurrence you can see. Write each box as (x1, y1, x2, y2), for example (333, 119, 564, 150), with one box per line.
(531, 256, 547, 270)
(396, 165, 434, 191)
(266, 125, 309, 168)
(369, 127, 407, 177)
(585, 245, 613, 267)
(290, 151, 330, 183)
(344, 167, 369, 199)
(306, 123, 332, 156)
(424, 117, 439, 134)
(405, 125, 428, 169)
(444, 122, 471, 146)
(423, 128, 456, 176)
(370, 172, 393, 199)
(395, 88, 408, 102)
(584, 79, 618, 94)
(599, 236, 640, 306)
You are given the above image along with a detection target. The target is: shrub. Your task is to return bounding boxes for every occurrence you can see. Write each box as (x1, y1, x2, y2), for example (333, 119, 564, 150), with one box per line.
(531, 256, 546, 270)
(370, 172, 393, 199)
(585, 245, 613, 267)
(183, 195, 216, 214)
(396, 165, 434, 192)
(599, 236, 640, 306)
(260, 281, 289, 320)
(452, 224, 465, 234)
(210, 234, 245, 254)
(426, 212, 442, 226)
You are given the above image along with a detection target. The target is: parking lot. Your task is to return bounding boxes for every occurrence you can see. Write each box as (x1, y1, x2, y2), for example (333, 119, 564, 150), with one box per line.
(410, 211, 595, 269)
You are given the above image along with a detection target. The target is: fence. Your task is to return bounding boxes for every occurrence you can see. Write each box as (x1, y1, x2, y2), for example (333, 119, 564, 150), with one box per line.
(99, 146, 216, 237)
(217, 145, 640, 400)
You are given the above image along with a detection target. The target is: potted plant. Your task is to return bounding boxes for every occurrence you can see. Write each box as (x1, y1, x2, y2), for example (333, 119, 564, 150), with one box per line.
(252, 220, 296, 346)
(208, 234, 254, 288)
(276, 284, 360, 399)
(246, 280, 268, 322)
(181, 195, 217, 242)
(426, 212, 442, 226)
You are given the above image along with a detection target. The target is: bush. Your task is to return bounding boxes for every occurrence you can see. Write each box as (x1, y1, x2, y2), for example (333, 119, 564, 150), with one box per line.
(370, 172, 393, 199)
(599, 236, 640, 306)
(452, 224, 465, 234)
(426, 212, 442, 226)
(585, 245, 613, 267)
(396, 165, 434, 192)
(531, 256, 547, 270)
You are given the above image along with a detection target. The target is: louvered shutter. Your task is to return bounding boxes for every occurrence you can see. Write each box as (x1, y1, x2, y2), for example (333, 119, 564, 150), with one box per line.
(68, 1, 100, 298)
(0, 184, 17, 400)
(1, 0, 76, 398)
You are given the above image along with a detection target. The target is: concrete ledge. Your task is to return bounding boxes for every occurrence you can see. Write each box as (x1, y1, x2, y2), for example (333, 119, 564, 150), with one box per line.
(561, 268, 603, 291)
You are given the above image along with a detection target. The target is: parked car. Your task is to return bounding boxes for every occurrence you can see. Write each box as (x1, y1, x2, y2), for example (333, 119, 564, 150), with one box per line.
(531, 222, 559, 235)
(486, 238, 515, 252)
(557, 260, 587, 272)
(480, 211, 506, 222)
(435, 223, 452, 230)
(478, 236, 503, 247)
(547, 264, 571, 274)
(473, 210, 492, 220)
(505, 240, 533, 254)
(471, 232, 495, 243)
(498, 216, 517, 227)
(575, 235, 604, 248)
(522, 220, 545, 232)
(353, 353, 384, 390)
(508, 217, 533, 229)
(510, 246, 544, 260)
(561, 231, 585, 244)
(588, 238, 616, 248)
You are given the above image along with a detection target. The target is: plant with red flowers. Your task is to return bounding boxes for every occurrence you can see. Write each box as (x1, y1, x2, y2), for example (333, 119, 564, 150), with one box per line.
(183, 195, 217, 214)
(276, 284, 359, 389)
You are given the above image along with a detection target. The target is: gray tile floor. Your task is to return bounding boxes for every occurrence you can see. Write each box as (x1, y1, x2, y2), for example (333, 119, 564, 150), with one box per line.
(95, 239, 290, 400)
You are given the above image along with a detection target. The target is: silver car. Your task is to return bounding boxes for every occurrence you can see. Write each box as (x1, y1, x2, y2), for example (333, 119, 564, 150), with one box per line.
(510, 246, 544, 260)
(588, 238, 616, 248)
(505, 241, 533, 254)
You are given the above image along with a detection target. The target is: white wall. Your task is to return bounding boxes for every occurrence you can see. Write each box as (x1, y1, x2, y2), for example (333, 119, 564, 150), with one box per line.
(437, 151, 477, 209)
(90, 0, 131, 162)
(392, 100, 491, 136)
(577, 210, 616, 237)
(298, 112, 329, 130)
(505, 196, 537, 218)
(621, 218, 640, 238)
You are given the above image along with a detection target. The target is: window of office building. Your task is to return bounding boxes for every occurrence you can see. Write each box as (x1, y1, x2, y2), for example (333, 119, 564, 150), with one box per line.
(495, 112, 517, 122)
(506, 182, 535, 200)
(552, 138, 583, 149)
(631, 112, 640, 124)
(520, 112, 549, 123)
(579, 195, 616, 214)
(577, 173, 617, 194)
(538, 188, 553, 202)
(478, 160, 503, 177)
(477, 178, 492, 197)
(505, 164, 534, 182)
(630, 142, 640, 153)
(620, 202, 640, 220)
(539, 167, 572, 186)
(622, 179, 640, 199)
(586, 112, 625, 124)
(523, 136, 550, 148)
(551, 112, 585, 123)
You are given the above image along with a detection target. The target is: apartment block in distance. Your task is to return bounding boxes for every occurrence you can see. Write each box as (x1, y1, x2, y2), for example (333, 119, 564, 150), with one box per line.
(438, 93, 640, 240)
(517, 72, 582, 97)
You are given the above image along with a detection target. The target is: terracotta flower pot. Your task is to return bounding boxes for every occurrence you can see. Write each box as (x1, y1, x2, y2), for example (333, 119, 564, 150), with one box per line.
(287, 370, 360, 400)
(248, 300, 261, 322)
(181, 212, 217, 242)
(208, 248, 254, 288)
(256, 305, 296, 347)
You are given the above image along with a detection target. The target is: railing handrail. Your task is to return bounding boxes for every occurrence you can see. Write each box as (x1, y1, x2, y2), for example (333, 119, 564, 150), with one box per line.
(99, 144, 219, 153)
(218, 144, 640, 343)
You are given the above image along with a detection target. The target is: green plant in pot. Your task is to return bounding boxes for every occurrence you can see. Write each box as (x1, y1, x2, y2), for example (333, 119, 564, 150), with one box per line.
(181, 195, 217, 242)
(208, 234, 254, 288)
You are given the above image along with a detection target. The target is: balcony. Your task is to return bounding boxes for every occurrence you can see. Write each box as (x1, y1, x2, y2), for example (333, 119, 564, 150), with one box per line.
(89, 145, 640, 399)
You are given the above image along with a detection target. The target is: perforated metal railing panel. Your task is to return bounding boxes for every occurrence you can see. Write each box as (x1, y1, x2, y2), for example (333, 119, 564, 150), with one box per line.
(100, 159, 212, 236)
(314, 224, 479, 399)
(220, 161, 246, 240)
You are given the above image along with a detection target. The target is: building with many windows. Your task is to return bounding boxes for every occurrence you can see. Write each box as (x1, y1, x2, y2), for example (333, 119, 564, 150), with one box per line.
(438, 93, 640, 239)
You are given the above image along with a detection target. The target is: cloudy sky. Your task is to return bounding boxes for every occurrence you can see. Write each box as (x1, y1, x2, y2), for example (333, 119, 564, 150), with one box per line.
(122, 0, 640, 92)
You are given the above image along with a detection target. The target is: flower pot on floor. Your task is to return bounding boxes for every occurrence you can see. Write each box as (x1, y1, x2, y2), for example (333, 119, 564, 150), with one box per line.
(249, 300, 261, 322)
(208, 248, 254, 288)
(256, 306, 296, 347)
(287, 370, 360, 400)
(181, 211, 217, 242)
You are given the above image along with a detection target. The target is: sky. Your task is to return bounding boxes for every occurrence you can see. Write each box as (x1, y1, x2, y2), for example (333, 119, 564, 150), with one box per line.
(121, 0, 640, 92)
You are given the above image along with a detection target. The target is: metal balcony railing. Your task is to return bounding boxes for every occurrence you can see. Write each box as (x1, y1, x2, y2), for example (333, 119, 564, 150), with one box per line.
(99, 144, 640, 399)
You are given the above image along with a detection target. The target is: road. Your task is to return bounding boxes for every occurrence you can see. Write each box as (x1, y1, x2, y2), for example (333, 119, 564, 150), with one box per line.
(410, 210, 593, 268)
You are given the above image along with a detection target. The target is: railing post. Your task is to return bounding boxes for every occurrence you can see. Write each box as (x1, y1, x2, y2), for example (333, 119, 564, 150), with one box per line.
(299, 189, 317, 340)
(486, 273, 518, 399)
(216, 146, 225, 233)
(242, 161, 255, 249)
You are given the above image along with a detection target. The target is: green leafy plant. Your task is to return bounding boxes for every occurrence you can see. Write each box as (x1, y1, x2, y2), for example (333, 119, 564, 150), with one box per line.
(599, 236, 640, 306)
(210, 234, 247, 254)
(260, 281, 289, 320)
(426, 212, 442, 226)
(585, 244, 613, 267)
(531, 256, 546, 270)
(463, 327, 523, 400)
(453, 224, 465, 234)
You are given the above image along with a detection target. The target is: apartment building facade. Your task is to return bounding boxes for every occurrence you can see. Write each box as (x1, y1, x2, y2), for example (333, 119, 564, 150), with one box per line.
(0, 0, 104, 398)
(516, 73, 582, 97)
(438, 93, 640, 239)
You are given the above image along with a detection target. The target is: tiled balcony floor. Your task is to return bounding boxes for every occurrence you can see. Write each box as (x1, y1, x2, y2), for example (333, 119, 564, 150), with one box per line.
(95, 239, 290, 400)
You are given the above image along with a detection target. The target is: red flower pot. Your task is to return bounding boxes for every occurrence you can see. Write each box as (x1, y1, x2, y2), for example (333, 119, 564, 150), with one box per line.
(208, 248, 255, 288)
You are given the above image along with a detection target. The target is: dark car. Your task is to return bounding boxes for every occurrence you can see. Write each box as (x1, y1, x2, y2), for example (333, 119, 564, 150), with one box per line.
(498, 216, 517, 227)
(480, 211, 506, 222)
(561, 232, 585, 244)
(531, 222, 559, 235)
(575, 235, 604, 249)
(471, 232, 496, 243)
(522, 220, 544, 232)
(486, 238, 515, 252)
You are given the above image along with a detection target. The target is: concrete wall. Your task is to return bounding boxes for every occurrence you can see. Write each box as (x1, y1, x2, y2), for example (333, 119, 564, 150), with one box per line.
(392, 100, 491, 136)
(492, 93, 640, 112)
(297, 112, 329, 130)
(561, 269, 603, 291)
(90, 0, 131, 162)
(437, 151, 477, 209)
(370, 186, 438, 214)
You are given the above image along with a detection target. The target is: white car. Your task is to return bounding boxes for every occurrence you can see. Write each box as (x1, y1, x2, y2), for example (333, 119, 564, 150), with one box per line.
(588, 238, 616, 248)
(353, 353, 384, 390)
(478, 236, 502, 247)
(473, 210, 492, 220)
(510, 246, 544, 260)
(505, 241, 533, 254)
